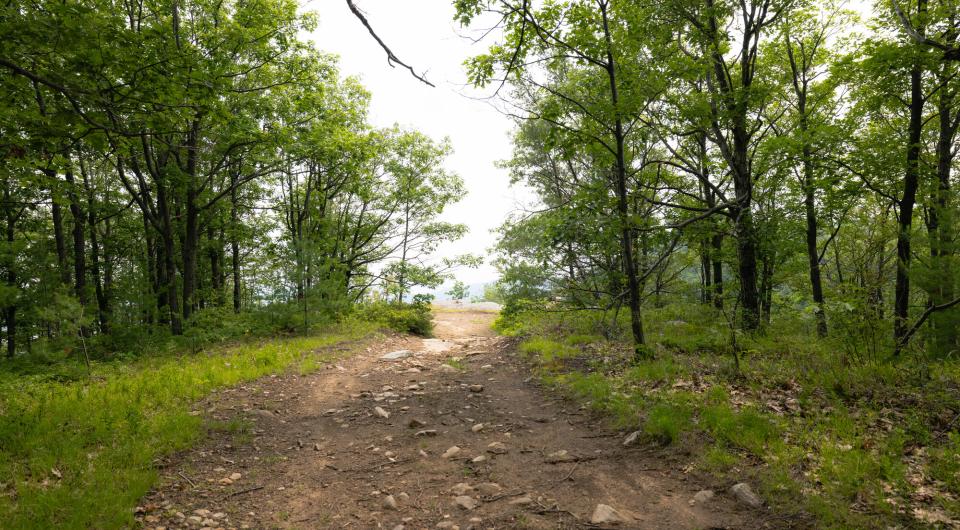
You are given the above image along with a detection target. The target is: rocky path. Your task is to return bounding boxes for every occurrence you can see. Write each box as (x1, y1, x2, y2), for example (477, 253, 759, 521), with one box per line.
(138, 309, 763, 529)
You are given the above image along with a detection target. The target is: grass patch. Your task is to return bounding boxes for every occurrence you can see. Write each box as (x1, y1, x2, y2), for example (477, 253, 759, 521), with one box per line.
(502, 303, 960, 528)
(0, 319, 382, 529)
(444, 358, 466, 371)
(643, 402, 693, 445)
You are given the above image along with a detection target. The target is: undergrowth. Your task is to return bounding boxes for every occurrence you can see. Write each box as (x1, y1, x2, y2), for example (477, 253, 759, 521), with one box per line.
(499, 303, 960, 528)
(0, 305, 425, 529)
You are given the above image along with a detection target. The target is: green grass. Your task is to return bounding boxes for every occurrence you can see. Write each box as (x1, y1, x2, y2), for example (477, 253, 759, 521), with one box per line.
(643, 402, 693, 445)
(624, 356, 686, 385)
(500, 303, 960, 528)
(443, 358, 466, 370)
(0, 319, 382, 529)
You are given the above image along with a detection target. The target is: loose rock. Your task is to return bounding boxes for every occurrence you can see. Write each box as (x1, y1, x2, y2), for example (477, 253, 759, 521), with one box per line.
(381, 350, 412, 360)
(691, 489, 715, 505)
(475, 483, 502, 496)
(468, 385, 484, 393)
(508, 495, 533, 505)
(408, 418, 427, 428)
(471, 423, 484, 433)
(545, 450, 575, 463)
(454, 495, 479, 510)
(442, 446, 462, 459)
(590, 504, 626, 525)
(415, 429, 438, 437)
(730, 483, 763, 508)
(374, 406, 390, 419)
(451, 483, 473, 495)
(383, 495, 399, 510)
(486, 441, 507, 454)
(622, 430, 642, 447)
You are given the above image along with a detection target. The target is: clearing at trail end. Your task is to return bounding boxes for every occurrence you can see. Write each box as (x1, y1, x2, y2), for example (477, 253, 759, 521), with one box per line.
(140, 308, 767, 529)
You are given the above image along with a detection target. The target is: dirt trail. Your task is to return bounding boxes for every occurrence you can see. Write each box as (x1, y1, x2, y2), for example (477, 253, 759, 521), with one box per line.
(140, 309, 763, 529)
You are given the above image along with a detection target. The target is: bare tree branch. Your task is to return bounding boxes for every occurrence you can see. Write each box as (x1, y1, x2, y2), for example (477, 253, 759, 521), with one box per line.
(345, 0, 435, 87)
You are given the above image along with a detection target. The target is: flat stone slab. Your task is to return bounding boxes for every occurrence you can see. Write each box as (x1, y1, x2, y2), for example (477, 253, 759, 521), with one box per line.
(380, 350, 413, 360)
(421, 339, 454, 353)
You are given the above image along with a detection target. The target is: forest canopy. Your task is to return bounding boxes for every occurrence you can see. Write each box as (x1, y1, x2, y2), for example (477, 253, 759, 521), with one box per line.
(455, 0, 960, 361)
(0, 0, 473, 358)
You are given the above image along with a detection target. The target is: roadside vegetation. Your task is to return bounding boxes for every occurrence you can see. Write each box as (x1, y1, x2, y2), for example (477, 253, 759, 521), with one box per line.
(0, 303, 431, 529)
(454, 0, 960, 526)
(2, 1, 457, 525)
(498, 306, 960, 527)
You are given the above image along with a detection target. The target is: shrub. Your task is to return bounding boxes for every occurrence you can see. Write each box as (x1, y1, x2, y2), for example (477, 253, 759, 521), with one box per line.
(355, 302, 434, 336)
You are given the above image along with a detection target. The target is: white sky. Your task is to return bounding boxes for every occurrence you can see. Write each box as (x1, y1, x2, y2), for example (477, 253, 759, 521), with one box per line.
(306, 0, 530, 287)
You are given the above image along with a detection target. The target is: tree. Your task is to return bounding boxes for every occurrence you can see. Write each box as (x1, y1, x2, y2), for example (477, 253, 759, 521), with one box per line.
(447, 280, 469, 304)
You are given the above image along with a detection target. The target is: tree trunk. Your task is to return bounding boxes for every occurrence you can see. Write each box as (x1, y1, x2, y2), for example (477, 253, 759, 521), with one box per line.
(760, 254, 774, 325)
(930, 65, 959, 355)
(729, 106, 760, 330)
(4, 193, 15, 358)
(181, 117, 201, 322)
(701, 154, 724, 309)
(64, 168, 87, 319)
(894, 41, 925, 353)
(600, 2, 645, 358)
(143, 204, 158, 325)
(701, 240, 712, 304)
(786, 23, 828, 337)
(732, 201, 760, 330)
(800, 119, 828, 337)
(230, 173, 241, 314)
(45, 170, 70, 286)
(712, 233, 724, 309)
(705, 0, 760, 330)
(81, 162, 109, 333)
(208, 223, 221, 307)
(104, 217, 114, 322)
(156, 180, 182, 335)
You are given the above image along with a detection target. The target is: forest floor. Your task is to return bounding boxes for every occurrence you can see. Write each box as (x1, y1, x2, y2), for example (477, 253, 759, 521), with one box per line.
(136, 308, 773, 530)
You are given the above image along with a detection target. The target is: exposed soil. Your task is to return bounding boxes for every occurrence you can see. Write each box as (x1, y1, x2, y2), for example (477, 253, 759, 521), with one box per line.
(138, 309, 775, 529)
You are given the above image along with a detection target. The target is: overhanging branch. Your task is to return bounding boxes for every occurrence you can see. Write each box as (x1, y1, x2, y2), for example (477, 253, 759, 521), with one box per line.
(345, 0, 435, 87)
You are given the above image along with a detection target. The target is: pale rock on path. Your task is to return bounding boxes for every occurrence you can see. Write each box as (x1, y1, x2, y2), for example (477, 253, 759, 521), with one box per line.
(137, 307, 767, 529)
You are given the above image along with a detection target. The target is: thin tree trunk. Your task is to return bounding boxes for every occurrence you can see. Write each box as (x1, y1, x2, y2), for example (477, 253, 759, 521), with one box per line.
(81, 161, 109, 333)
(600, 2, 645, 357)
(600, 3, 650, 354)
(705, 0, 760, 330)
(45, 170, 70, 286)
(4, 188, 15, 358)
(181, 117, 201, 322)
(143, 204, 158, 325)
(801, 124, 828, 337)
(930, 63, 959, 354)
(156, 179, 182, 335)
(208, 223, 221, 307)
(701, 239, 712, 304)
(786, 21, 828, 337)
(712, 233, 724, 309)
(64, 167, 87, 319)
(894, 20, 926, 352)
(230, 172, 241, 314)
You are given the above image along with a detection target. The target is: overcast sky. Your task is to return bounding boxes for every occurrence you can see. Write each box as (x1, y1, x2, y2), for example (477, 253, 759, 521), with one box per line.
(306, 0, 528, 287)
